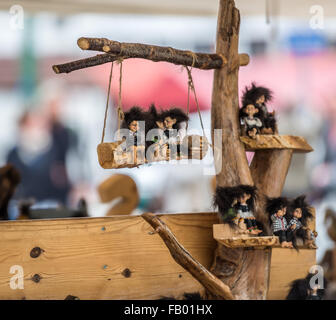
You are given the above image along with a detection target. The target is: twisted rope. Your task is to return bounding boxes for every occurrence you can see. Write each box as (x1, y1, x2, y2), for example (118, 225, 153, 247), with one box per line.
(101, 62, 114, 143)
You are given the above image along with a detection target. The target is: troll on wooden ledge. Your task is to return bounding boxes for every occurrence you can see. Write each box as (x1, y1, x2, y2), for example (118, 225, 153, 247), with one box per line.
(287, 195, 317, 249)
(239, 82, 278, 138)
(213, 185, 263, 235)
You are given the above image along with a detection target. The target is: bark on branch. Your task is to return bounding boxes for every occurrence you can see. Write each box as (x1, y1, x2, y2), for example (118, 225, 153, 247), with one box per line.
(52, 54, 119, 74)
(141, 212, 235, 300)
(77, 37, 249, 70)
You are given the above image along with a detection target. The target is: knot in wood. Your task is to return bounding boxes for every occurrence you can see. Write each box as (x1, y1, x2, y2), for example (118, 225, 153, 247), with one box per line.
(32, 274, 41, 283)
(30, 247, 42, 258)
(122, 268, 132, 278)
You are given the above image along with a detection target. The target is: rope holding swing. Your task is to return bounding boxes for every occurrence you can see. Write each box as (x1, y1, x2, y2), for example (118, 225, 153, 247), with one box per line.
(185, 66, 207, 139)
(116, 59, 125, 140)
(101, 62, 114, 144)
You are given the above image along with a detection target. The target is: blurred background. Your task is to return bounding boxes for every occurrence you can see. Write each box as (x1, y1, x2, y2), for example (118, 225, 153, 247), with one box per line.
(0, 0, 335, 261)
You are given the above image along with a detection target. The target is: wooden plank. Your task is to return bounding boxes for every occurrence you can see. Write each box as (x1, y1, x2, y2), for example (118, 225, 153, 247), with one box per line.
(267, 248, 316, 300)
(0, 213, 218, 300)
(240, 135, 313, 153)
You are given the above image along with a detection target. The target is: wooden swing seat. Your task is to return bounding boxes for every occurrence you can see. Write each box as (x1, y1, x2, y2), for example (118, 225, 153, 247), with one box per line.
(97, 134, 209, 169)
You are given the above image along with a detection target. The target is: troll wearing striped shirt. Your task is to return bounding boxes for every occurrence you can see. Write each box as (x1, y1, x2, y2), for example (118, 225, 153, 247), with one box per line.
(267, 197, 294, 248)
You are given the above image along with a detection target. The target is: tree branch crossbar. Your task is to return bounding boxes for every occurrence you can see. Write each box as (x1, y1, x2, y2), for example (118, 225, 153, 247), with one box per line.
(52, 37, 249, 74)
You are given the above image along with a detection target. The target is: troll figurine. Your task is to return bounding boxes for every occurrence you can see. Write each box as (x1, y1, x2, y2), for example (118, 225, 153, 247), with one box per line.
(287, 195, 317, 249)
(239, 103, 263, 139)
(214, 185, 262, 235)
(121, 107, 146, 163)
(160, 108, 189, 159)
(267, 197, 293, 248)
(241, 82, 277, 135)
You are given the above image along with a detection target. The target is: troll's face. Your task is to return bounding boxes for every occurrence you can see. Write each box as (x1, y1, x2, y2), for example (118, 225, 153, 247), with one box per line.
(276, 206, 287, 217)
(164, 116, 177, 129)
(256, 95, 265, 105)
(238, 192, 251, 205)
(243, 104, 259, 117)
(293, 208, 303, 219)
(129, 120, 138, 133)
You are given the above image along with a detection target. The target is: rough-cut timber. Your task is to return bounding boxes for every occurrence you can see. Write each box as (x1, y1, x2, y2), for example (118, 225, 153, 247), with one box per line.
(211, 0, 252, 187)
(77, 37, 249, 70)
(210, 245, 272, 300)
(250, 149, 293, 198)
(142, 213, 235, 300)
(213, 224, 278, 248)
(52, 54, 118, 74)
(240, 135, 314, 153)
(0, 213, 218, 300)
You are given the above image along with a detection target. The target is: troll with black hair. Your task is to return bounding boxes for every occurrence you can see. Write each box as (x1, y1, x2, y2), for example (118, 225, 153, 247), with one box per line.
(143, 104, 166, 161)
(121, 106, 146, 148)
(214, 185, 262, 235)
(286, 272, 327, 300)
(239, 103, 263, 139)
(287, 195, 317, 249)
(161, 108, 189, 159)
(241, 82, 277, 134)
(267, 197, 293, 248)
(121, 107, 146, 162)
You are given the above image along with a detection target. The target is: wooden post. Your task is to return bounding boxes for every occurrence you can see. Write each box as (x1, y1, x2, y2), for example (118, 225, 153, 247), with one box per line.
(210, 0, 271, 300)
(250, 150, 293, 197)
(211, 0, 252, 187)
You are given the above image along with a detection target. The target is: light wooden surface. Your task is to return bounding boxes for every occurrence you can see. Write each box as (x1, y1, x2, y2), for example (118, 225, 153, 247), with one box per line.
(0, 213, 218, 300)
(268, 248, 316, 300)
(240, 135, 313, 153)
(250, 149, 293, 198)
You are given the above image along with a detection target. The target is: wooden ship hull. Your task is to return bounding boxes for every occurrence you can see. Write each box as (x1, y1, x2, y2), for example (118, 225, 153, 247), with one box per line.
(0, 213, 315, 300)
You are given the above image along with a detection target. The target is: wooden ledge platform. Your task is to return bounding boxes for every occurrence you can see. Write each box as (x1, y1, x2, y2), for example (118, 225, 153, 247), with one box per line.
(240, 135, 313, 153)
(213, 224, 317, 249)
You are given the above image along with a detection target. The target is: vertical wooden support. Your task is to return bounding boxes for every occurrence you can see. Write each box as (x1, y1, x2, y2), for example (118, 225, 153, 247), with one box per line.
(210, 0, 271, 300)
(211, 0, 253, 187)
(211, 246, 272, 300)
(250, 150, 293, 197)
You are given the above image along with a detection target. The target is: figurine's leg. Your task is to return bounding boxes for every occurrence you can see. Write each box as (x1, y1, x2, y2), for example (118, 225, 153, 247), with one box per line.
(275, 230, 289, 247)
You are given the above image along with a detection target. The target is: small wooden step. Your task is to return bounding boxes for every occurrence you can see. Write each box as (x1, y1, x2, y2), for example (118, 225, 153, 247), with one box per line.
(213, 224, 317, 249)
(240, 135, 313, 153)
(213, 224, 278, 248)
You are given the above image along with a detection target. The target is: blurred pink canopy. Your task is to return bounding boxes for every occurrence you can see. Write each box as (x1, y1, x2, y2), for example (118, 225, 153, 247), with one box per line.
(91, 51, 336, 115)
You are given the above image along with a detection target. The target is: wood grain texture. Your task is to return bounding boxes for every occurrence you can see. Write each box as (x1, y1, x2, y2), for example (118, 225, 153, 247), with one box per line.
(250, 149, 293, 198)
(213, 224, 278, 248)
(0, 213, 218, 300)
(267, 248, 316, 300)
(210, 244, 272, 300)
(240, 135, 313, 153)
(142, 213, 234, 300)
(211, 0, 253, 187)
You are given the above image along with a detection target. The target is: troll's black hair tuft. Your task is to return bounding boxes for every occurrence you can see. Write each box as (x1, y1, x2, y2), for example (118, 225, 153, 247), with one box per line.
(161, 108, 189, 130)
(241, 82, 273, 107)
(122, 106, 146, 128)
